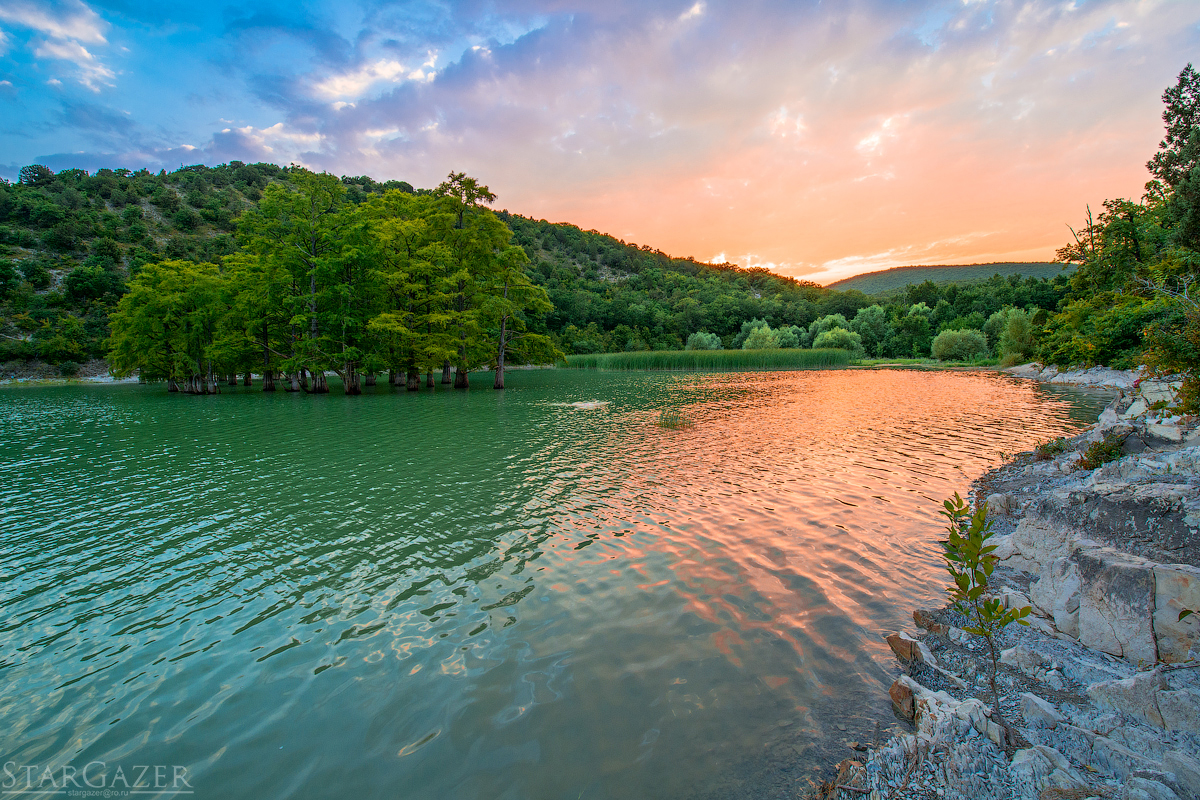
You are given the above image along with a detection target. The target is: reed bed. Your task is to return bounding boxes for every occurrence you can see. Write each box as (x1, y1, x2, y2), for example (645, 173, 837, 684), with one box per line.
(560, 348, 852, 371)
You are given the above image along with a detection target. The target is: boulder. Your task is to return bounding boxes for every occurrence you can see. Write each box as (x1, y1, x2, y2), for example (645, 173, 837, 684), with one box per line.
(1000, 644, 1049, 679)
(1008, 515, 1079, 573)
(1020, 692, 1065, 728)
(1153, 563, 1200, 663)
(1030, 556, 1082, 638)
(986, 492, 1017, 516)
(1075, 548, 1159, 664)
(1086, 669, 1169, 728)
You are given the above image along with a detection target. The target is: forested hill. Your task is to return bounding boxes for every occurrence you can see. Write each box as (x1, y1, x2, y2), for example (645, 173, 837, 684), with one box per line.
(0, 158, 1120, 374)
(0, 161, 898, 364)
(828, 262, 1071, 296)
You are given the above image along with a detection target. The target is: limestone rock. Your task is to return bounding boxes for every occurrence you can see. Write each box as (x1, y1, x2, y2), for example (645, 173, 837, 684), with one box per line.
(1153, 563, 1200, 663)
(1163, 750, 1200, 799)
(1020, 692, 1065, 728)
(1086, 669, 1169, 728)
(1075, 547, 1159, 664)
(1156, 688, 1200, 732)
(986, 492, 1017, 516)
(888, 679, 914, 721)
(913, 608, 947, 634)
(1030, 556, 1082, 639)
(1000, 587, 1031, 611)
(1008, 516, 1079, 573)
(885, 632, 936, 667)
(1001, 644, 1048, 678)
(1121, 776, 1182, 800)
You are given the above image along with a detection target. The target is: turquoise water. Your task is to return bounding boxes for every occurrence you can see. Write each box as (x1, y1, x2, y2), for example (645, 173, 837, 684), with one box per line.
(0, 369, 1106, 799)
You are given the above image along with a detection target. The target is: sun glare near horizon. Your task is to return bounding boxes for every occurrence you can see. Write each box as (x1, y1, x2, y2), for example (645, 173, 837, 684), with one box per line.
(0, 0, 1196, 283)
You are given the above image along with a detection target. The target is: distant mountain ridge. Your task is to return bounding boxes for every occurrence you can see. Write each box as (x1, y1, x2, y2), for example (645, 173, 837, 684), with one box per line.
(827, 262, 1071, 295)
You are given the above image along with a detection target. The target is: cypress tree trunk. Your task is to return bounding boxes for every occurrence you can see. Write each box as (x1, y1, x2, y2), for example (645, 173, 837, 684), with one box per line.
(343, 366, 361, 395)
(365, 373, 376, 387)
(227, 374, 238, 386)
(263, 371, 276, 392)
(407, 368, 420, 391)
(287, 373, 300, 392)
(454, 366, 469, 389)
(441, 360, 452, 384)
(309, 370, 329, 393)
(299, 369, 309, 391)
(242, 372, 252, 386)
(168, 378, 179, 392)
(390, 369, 402, 387)
(426, 371, 434, 387)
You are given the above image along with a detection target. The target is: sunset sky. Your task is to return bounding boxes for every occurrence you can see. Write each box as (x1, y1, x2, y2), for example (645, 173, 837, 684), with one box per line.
(1, 0, 1197, 283)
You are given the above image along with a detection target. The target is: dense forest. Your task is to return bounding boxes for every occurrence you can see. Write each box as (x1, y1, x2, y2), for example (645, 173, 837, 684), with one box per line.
(0, 65, 1196, 397)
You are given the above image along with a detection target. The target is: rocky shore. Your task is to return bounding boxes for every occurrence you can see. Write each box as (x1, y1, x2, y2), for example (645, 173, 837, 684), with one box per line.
(812, 371, 1200, 800)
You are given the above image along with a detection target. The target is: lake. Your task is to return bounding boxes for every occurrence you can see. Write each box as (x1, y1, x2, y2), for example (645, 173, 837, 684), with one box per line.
(0, 369, 1107, 799)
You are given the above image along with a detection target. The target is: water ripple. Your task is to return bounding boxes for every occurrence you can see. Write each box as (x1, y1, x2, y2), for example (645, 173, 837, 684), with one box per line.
(0, 370, 1106, 799)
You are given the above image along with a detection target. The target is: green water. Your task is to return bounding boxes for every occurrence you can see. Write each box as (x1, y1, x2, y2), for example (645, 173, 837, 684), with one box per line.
(0, 369, 1107, 799)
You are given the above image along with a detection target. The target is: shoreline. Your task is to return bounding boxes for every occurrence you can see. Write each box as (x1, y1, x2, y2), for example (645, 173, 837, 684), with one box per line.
(810, 372, 1199, 800)
(0, 358, 1141, 388)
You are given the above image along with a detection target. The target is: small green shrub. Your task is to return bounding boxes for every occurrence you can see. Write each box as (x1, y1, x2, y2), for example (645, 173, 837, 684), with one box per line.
(685, 331, 722, 350)
(1034, 437, 1070, 461)
(940, 493, 1030, 751)
(742, 324, 781, 350)
(1077, 433, 1125, 470)
(812, 326, 864, 356)
(931, 328, 988, 361)
(58, 360, 80, 377)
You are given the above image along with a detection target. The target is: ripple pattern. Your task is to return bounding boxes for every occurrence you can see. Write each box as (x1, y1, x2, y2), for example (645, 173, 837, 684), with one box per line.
(0, 370, 1107, 799)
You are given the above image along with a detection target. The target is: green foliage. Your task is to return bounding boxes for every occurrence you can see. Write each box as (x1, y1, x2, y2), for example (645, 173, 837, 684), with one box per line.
(998, 308, 1036, 365)
(1140, 254, 1200, 412)
(1034, 437, 1071, 461)
(930, 328, 988, 361)
(850, 305, 889, 357)
(685, 331, 722, 350)
(804, 314, 849, 347)
(811, 326, 864, 356)
(563, 348, 851, 371)
(1077, 433, 1126, 470)
(742, 323, 781, 349)
(941, 493, 1031, 731)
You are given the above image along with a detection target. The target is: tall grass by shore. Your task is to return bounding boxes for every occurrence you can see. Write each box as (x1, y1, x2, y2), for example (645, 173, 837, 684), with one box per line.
(561, 348, 852, 371)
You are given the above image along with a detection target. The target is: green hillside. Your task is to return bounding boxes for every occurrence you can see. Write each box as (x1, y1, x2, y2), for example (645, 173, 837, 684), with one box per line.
(827, 262, 1071, 295)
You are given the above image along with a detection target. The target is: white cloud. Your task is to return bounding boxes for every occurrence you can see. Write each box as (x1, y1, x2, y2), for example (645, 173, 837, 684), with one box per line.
(227, 123, 323, 154)
(0, 28, 10, 56)
(314, 57, 436, 101)
(46, 78, 62, 87)
(767, 106, 805, 138)
(3, 1, 115, 91)
(0, 0, 107, 44)
(679, 2, 705, 22)
(35, 38, 114, 90)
